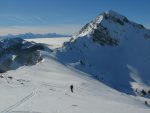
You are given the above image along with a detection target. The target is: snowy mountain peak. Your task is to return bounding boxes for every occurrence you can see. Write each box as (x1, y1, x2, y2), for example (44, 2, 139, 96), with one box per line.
(94, 10, 126, 24)
(76, 10, 147, 42)
(56, 10, 150, 94)
(105, 10, 126, 21)
(76, 10, 126, 37)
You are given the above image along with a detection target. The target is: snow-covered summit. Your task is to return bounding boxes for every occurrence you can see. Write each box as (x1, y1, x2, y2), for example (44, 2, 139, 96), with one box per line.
(105, 10, 128, 21)
(75, 10, 148, 41)
(55, 10, 150, 94)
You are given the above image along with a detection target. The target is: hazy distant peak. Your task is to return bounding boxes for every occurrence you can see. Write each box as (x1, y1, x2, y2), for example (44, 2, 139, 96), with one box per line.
(0, 33, 71, 39)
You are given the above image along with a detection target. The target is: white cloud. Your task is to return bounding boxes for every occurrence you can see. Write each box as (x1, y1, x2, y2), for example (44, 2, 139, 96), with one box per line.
(0, 24, 82, 35)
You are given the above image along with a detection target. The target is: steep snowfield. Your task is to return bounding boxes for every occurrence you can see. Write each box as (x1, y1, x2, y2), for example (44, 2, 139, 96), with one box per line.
(55, 10, 150, 94)
(0, 37, 150, 113)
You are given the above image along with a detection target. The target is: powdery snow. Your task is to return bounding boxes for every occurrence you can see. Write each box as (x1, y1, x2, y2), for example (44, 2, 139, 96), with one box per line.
(0, 37, 149, 113)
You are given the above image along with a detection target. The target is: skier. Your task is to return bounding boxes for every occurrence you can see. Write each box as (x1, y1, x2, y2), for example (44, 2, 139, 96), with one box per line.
(145, 101, 148, 106)
(70, 85, 73, 93)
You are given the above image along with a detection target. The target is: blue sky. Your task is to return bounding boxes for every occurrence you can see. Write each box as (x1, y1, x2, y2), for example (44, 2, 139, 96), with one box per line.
(0, 0, 149, 35)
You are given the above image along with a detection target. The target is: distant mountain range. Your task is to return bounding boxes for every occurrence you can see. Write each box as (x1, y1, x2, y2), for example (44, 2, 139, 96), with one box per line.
(0, 33, 71, 39)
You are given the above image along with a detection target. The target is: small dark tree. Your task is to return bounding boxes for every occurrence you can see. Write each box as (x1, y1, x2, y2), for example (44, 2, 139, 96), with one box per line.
(148, 90, 150, 94)
(141, 89, 147, 96)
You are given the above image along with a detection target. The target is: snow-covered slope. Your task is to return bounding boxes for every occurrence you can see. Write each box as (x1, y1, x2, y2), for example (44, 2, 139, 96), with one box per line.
(0, 37, 149, 113)
(55, 10, 150, 94)
(0, 49, 150, 113)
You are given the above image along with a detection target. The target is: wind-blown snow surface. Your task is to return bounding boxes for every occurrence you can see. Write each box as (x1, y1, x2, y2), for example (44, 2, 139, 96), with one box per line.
(0, 37, 150, 113)
(55, 10, 150, 94)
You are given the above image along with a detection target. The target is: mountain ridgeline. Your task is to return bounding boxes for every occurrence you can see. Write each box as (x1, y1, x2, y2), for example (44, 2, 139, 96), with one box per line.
(0, 38, 46, 73)
(55, 10, 150, 95)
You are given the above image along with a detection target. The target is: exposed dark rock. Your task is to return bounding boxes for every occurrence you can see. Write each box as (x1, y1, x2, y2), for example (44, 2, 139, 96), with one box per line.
(0, 38, 45, 73)
(123, 17, 129, 23)
(138, 24, 145, 29)
(92, 28, 119, 46)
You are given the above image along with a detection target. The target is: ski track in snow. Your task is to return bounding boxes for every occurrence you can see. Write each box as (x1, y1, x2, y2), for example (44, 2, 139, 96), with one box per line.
(0, 88, 36, 113)
(0, 37, 150, 113)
